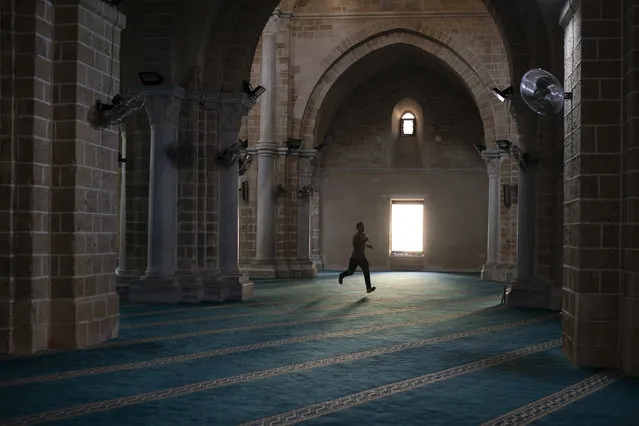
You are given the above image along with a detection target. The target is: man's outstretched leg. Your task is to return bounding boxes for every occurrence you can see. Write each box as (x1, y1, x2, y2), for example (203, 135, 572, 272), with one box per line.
(360, 259, 376, 293)
(338, 258, 357, 284)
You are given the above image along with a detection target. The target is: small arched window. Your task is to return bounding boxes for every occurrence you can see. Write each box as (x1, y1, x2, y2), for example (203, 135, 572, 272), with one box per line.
(400, 112, 416, 136)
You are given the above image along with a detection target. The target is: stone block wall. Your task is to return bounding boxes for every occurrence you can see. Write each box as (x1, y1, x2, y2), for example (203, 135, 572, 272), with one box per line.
(0, 0, 124, 354)
(319, 65, 489, 271)
(621, 0, 639, 375)
(561, 0, 624, 369)
(0, 0, 55, 354)
(239, 0, 520, 271)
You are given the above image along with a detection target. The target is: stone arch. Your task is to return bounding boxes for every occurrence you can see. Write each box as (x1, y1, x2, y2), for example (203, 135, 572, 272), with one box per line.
(293, 26, 507, 149)
(287, 0, 548, 81)
(201, 0, 280, 92)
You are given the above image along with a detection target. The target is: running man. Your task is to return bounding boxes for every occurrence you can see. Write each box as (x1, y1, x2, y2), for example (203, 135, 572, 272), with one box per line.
(338, 222, 376, 293)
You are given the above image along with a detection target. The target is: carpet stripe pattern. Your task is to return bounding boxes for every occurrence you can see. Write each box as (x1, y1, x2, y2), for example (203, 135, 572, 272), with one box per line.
(242, 340, 561, 426)
(0, 318, 556, 425)
(0, 305, 510, 388)
(0, 272, 637, 425)
(481, 370, 623, 426)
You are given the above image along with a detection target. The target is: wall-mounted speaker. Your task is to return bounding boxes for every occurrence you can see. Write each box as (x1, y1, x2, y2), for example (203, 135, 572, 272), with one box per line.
(240, 181, 249, 202)
(502, 184, 519, 208)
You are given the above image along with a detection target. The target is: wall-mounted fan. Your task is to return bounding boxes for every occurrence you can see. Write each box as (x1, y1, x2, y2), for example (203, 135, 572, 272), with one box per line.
(236, 139, 254, 176)
(519, 69, 572, 116)
(218, 138, 254, 173)
(87, 94, 145, 129)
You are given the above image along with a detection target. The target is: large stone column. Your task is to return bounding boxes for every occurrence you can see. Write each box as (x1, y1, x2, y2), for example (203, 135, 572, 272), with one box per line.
(295, 150, 318, 278)
(216, 94, 255, 301)
(251, 12, 280, 279)
(480, 149, 505, 281)
(115, 122, 136, 299)
(505, 143, 548, 308)
(129, 86, 184, 304)
(116, 124, 129, 276)
(561, 0, 627, 372)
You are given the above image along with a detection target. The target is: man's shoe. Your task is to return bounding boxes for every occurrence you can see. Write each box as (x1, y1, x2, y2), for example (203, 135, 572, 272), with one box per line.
(338, 276, 343, 285)
(367, 286, 376, 293)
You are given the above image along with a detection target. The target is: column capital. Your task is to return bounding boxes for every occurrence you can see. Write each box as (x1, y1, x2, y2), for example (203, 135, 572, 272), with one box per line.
(481, 148, 506, 176)
(218, 93, 255, 132)
(139, 85, 185, 127)
(276, 147, 289, 156)
(264, 11, 282, 34)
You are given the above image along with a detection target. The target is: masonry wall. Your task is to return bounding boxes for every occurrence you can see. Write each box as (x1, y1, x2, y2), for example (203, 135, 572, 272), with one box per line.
(561, 0, 634, 370)
(0, 0, 123, 354)
(319, 66, 488, 271)
(621, 0, 639, 376)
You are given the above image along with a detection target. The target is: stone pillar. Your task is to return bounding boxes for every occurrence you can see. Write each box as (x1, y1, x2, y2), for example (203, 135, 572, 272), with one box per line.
(47, 0, 124, 350)
(115, 122, 136, 299)
(251, 12, 280, 279)
(296, 150, 318, 277)
(116, 124, 129, 276)
(504, 143, 549, 307)
(560, 0, 624, 371)
(621, 0, 639, 377)
(128, 86, 184, 304)
(480, 149, 506, 281)
(216, 94, 255, 301)
(0, 0, 57, 354)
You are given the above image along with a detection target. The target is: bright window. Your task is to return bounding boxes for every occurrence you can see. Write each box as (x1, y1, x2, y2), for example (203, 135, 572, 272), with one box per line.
(400, 112, 416, 136)
(390, 201, 424, 255)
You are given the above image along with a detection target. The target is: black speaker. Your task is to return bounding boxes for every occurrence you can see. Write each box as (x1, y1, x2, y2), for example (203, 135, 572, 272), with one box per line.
(241, 181, 249, 202)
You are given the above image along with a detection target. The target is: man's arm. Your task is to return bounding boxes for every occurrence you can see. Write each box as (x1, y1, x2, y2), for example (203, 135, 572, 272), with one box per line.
(363, 234, 373, 249)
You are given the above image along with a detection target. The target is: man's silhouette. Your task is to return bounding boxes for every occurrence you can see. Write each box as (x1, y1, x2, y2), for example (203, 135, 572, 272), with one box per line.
(338, 222, 376, 293)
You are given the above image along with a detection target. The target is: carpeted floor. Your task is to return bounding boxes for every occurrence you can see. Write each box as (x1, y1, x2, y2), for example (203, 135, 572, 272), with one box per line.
(1, 272, 638, 425)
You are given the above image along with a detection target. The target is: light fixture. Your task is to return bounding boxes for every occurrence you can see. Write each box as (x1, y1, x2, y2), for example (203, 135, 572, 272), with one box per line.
(473, 143, 486, 154)
(495, 140, 536, 171)
(496, 140, 512, 151)
(139, 72, 165, 86)
(491, 86, 513, 103)
(298, 184, 320, 198)
(286, 138, 302, 152)
(238, 138, 249, 150)
(243, 80, 266, 100)
(313, 142, 327, 152)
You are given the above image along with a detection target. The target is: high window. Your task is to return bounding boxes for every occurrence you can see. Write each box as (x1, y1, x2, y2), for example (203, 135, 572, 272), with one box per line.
(400, 112, 416, 136)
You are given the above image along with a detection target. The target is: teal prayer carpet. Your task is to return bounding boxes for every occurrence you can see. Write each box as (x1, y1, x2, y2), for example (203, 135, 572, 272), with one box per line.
(1, 272, 637, 425)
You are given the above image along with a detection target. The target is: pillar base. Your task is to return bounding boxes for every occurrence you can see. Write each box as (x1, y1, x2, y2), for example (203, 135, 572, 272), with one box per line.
(249, 259, 291, 279)
(312, 255, 325, 271)
(128, 275, 181, 304)
(115, 271, 142, 301)
(288, 259, 318, 278)
(505, 280, 557, 310)
(480, 263, 516, 282)
(125, 272, 254, 304)
(218, 272, 254, 301)
(249, 259, 278, 279)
